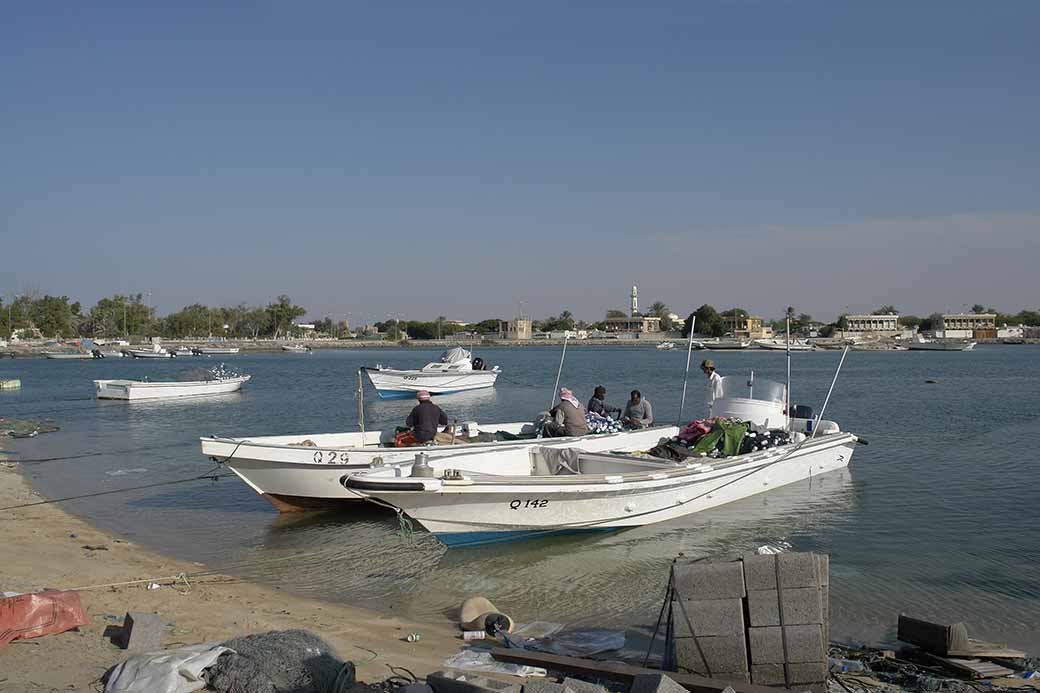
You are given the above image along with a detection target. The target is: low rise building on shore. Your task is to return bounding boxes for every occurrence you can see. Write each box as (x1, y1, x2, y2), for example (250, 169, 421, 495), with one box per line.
(844, 314, 901, 335)
(604, 315, 661, 334)
(937, 313, 996, 339)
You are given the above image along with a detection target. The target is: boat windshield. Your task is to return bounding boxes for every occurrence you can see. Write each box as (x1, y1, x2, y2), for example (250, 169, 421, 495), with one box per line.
(717, 375, 785, 404)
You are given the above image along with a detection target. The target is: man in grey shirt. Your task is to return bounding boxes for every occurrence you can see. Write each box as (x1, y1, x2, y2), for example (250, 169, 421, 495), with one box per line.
(622, 390, 654, 428)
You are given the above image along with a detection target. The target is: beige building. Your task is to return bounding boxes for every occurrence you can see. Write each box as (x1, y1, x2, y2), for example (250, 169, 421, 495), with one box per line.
(845, 314, 900, 334)
(499, 318, 532, 340)
(938, 313, 996, 331)
(937, 313, 996, 339)
(604, 315, 662, 334)
(722, 314, 769, 339)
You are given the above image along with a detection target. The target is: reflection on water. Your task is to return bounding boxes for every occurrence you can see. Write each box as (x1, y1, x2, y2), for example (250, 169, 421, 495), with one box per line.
(3, 347, 1040, 650)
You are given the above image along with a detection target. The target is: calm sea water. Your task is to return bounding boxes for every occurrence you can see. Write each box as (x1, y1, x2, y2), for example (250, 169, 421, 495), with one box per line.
(2, 346, 1038, 650)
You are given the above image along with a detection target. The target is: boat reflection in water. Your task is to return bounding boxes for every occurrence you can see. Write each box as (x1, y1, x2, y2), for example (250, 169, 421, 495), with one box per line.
(244, 467, 855, 625)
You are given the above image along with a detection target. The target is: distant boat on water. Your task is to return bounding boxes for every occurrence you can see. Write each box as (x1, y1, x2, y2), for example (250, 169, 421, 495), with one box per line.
(754, 338, 814, 351)
(907, 336, 976, 351)
(192, 346, 240, 355)
(127, 344, 175, 358)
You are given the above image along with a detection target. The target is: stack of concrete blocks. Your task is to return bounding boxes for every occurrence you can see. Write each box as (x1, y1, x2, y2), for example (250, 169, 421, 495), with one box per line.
(743, 552, 828, 691)
(668, 553, 829, 691)
(668, 560, 751, 683)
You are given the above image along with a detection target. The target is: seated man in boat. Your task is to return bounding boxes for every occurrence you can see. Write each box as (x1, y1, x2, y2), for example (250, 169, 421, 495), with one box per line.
(622, 390, 654, 428)
(545, 387, 589, 437)
(587, 385, 621, 420)
(405, 390, 449, 444)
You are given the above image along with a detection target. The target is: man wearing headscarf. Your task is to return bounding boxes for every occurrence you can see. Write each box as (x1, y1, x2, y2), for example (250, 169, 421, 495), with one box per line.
(406, 390, 448, 443)
(547, 387, 589, 437)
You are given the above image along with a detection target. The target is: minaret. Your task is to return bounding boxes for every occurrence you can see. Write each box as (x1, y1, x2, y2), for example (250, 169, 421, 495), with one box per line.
(631, 285, 639, 316)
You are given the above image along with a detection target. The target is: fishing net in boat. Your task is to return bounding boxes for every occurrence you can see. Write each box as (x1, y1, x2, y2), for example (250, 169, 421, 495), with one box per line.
(205, 629, 355, 693)
(177, 363, 240, 381)
(439, 346, 471, 364)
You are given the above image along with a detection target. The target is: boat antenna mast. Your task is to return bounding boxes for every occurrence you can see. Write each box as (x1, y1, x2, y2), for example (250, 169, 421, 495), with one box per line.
(676, 316, 697, 425)
(356, 368, 366, 444)
(549, 333, 570, 410)
(785, 306, 793, 428)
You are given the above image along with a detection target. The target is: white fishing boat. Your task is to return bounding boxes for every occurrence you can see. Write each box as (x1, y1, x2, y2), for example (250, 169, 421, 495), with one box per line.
(362, 347, 499, 399)
(656, 342, 676, 350)
(95, 374, 250, 401)
(44, 351, 95, 360)
(343, 376, 857, 547)
(174, 347, 195, 357)
(96, 349, 125, 358)
(754, 338, 814, 351)
(192, 346, 240, 355)
(907, 336, 976, 351)
(282, 344, 312, 353)
(700, 338, 751, 350)
(199, 423, 676, 512)
(127, 344, 175, 358)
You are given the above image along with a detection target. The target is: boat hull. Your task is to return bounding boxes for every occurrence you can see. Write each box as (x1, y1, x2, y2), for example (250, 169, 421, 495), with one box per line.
(351, 433, 856, 546)
(44, 352, 94, 359)
(95, 375, 250, 400)
(908, 340, 976, 351)
(364, 367, 498, 398)
(202, 425, 677, 511)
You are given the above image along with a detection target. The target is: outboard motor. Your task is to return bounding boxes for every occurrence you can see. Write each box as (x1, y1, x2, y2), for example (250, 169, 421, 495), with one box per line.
(92, 349, 103, 359)
(472, 357, 485, 371)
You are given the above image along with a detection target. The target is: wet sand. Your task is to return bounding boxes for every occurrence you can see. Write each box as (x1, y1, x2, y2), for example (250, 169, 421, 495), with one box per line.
(0, 460, 463, 692)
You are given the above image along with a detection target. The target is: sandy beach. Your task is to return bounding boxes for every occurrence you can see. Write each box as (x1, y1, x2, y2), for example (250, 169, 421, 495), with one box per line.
(0, 461, 463, 692)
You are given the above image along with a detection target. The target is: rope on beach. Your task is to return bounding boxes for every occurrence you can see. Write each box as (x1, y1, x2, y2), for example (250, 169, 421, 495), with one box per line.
(0, 464, 233, 512)
(10, 441, 195, 465)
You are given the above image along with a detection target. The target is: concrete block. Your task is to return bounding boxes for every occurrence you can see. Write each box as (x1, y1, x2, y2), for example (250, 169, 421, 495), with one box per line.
(741, 553, 777, 592)
(629, 673, 687, 693)
(523, 680, 569, 693)
(748, 587, 823, 627)
(672, 560, 746, 600)
(119, 612, 164, 652)
(671, 598, 745, 636)
(747, 590, 780, 628)
(816, 554, 829, 587)
(672, 633, 748, 675)
(561, 679, 607, 693)
(429, 671, 522, 693)
(751, 662, 827, 686)
(748, 625, 825, 664)
(748, 627, 785, 664)
(782, 587, 824, 625)
(777, 553, 820, 589)
(713, 672, 751, 684)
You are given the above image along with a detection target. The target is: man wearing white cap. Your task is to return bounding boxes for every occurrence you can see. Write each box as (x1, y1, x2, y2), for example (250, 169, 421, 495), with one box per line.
(701, 359, 723, 418)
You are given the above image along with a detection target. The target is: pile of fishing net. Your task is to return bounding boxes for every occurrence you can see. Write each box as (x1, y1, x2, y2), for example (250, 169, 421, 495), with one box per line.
(649, 417, 794, 462)
(205, 629, 356, 693)
(585, 411, 623, 434)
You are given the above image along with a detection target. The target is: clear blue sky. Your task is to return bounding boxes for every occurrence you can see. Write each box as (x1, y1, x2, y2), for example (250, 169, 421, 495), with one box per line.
(3, 1, 1037, 324)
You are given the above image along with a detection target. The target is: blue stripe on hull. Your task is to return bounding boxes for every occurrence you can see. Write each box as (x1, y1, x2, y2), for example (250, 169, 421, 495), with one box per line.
(375, 387, 486, 400)
(436, 527, 618, 548)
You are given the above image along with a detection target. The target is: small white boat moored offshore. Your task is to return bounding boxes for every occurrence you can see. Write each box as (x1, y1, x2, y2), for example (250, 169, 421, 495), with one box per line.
(907, 336, 976, 351)
(96, 374, 250, 400)
(701, 338, 751, 350)
(754, 338, 814, 351)
(193, 346, 241, 355)
(656, 342, 676, 350)
(282, 344, 312, 352)
(44, 351, 95, 360)
(343, 375, 858, 547)
(127, 344, 175, 358)
(200, 423, 677, 512)
(363, 347, 499, 399)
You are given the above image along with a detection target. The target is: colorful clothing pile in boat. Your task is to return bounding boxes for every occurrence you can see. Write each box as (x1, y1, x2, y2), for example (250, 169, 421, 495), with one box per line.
(649, 417, 792, 461)
(585, 411, 623, 434)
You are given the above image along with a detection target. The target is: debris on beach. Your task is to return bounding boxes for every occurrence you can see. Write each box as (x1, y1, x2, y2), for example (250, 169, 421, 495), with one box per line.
(0, 417, 60, 438)
(0, 590, 89, 647)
